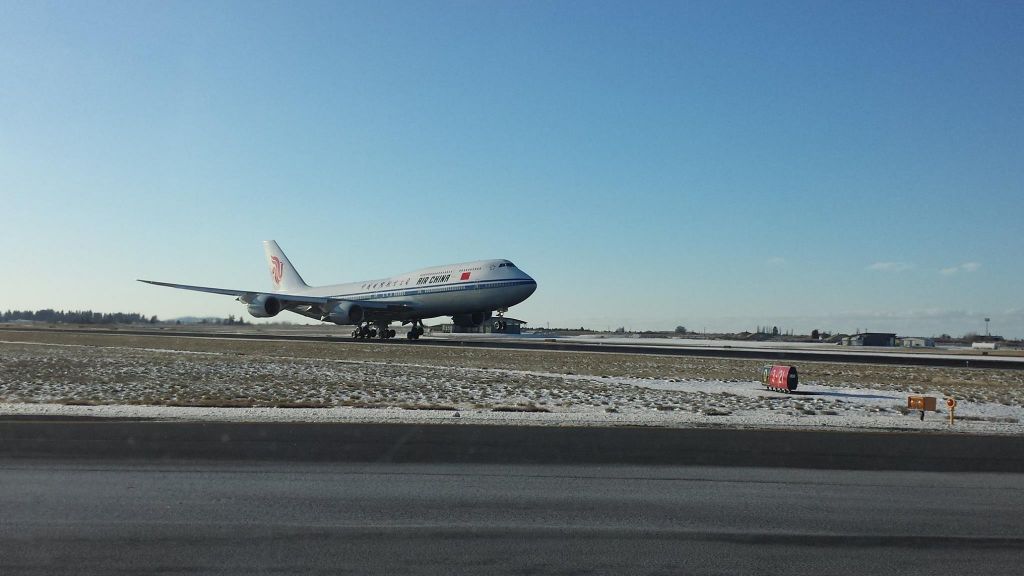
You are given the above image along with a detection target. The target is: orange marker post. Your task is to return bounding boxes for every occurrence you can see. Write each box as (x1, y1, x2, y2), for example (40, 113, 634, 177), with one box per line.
(946, 397, 957, 426)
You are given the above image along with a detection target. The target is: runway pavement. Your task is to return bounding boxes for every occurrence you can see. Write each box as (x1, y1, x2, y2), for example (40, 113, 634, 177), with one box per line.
(6, 325, 1023, 369)
(1, 421, 1023, 574)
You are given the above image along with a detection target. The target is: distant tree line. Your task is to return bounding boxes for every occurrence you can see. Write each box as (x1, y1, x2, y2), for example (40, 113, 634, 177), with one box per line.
(195, 315, 246, 326)
(1, 309, 157, 324)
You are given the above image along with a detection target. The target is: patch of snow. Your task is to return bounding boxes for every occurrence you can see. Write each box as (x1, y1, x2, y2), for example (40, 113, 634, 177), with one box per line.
(2, 338, 1021, 434)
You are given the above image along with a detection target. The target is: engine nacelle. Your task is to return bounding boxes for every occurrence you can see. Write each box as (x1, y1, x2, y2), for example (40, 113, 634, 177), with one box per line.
(452, 311, 491, 327)
(327, 301, 364, 325)
(246, 294, 282, 318)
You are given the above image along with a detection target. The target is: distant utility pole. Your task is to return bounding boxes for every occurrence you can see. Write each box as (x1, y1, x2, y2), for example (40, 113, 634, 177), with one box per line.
(985, 317, 991, 337)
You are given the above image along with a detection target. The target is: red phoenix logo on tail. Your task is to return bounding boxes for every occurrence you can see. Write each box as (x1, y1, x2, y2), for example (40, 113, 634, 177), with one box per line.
(271, 256, 284, 286)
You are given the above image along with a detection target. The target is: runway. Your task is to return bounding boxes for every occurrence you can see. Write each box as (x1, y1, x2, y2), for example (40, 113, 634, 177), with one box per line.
(6, 325, 1023, 369)
(2, 421, 1023, 574)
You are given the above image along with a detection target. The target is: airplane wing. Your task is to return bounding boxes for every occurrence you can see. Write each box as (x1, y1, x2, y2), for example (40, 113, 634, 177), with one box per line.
(137, 279, 419, 319)
(137, 280, 331, 305)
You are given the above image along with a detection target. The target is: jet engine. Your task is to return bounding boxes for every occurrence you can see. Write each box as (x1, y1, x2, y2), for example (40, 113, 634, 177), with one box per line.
(246, 294, 282, 318)
(327, 301, 364, 325)
(452, 311, 490, 327)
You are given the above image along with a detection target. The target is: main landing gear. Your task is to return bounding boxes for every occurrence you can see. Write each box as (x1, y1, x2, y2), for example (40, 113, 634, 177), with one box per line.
(352, 322, 396, 340)
(406, 320, 425, 340)
(351, 320, 422, 341)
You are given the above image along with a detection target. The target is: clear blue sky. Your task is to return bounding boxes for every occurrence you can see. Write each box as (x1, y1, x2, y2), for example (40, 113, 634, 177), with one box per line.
(2, 1, 1022, 337)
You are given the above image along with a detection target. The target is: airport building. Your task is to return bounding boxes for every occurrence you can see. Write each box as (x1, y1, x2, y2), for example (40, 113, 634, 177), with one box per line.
(841, 332, 897, 347)
(432, 317, 527, 335)
(899, 337, 935, 348)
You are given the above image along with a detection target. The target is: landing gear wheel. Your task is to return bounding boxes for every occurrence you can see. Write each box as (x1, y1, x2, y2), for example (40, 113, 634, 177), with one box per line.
(371, 322, 391, 340)
(406, 321, 424, 340)
(354, 324, 367, 339)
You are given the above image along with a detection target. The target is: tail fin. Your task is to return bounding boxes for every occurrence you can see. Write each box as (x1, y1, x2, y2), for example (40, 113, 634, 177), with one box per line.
(263, 240, 310, 292)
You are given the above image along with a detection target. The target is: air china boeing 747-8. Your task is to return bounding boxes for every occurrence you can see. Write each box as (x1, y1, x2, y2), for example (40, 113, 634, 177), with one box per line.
(140, 240, 537, 340)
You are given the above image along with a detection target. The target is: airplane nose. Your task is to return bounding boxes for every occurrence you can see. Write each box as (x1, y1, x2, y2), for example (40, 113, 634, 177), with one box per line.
(523, 273, 537, 295)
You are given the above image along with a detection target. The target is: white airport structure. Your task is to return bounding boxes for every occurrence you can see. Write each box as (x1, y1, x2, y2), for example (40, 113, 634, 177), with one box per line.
(899, 337, 936, 348)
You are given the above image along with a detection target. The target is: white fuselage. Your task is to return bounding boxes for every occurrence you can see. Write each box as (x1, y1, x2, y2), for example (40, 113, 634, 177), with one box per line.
(287, 259, 536, 322)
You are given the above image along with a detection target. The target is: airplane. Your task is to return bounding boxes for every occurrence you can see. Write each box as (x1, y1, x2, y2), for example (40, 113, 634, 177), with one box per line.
(139, 240, 538, 340)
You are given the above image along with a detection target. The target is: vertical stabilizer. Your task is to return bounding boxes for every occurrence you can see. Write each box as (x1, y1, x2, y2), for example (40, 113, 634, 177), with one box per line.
(262, 240, 310, 292)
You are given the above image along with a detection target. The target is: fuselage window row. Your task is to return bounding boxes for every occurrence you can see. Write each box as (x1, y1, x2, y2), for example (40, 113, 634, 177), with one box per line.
(351, 279, 535, 302)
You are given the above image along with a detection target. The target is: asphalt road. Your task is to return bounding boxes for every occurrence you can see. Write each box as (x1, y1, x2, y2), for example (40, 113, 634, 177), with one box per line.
(2, 421, 1023, 574)
(4, 420, 1024, 472)
(2, 460, 1022, 575)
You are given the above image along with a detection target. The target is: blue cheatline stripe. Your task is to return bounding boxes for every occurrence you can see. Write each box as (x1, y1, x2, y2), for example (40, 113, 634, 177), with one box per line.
(329, 279, 536, 302)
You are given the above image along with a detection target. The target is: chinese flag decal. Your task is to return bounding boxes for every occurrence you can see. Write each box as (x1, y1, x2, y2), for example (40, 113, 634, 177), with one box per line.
(460, 272, 471, 281)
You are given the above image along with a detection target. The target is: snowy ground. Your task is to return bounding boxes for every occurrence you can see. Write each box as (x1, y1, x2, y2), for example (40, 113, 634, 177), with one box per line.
(1, 332, 1022, 434)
